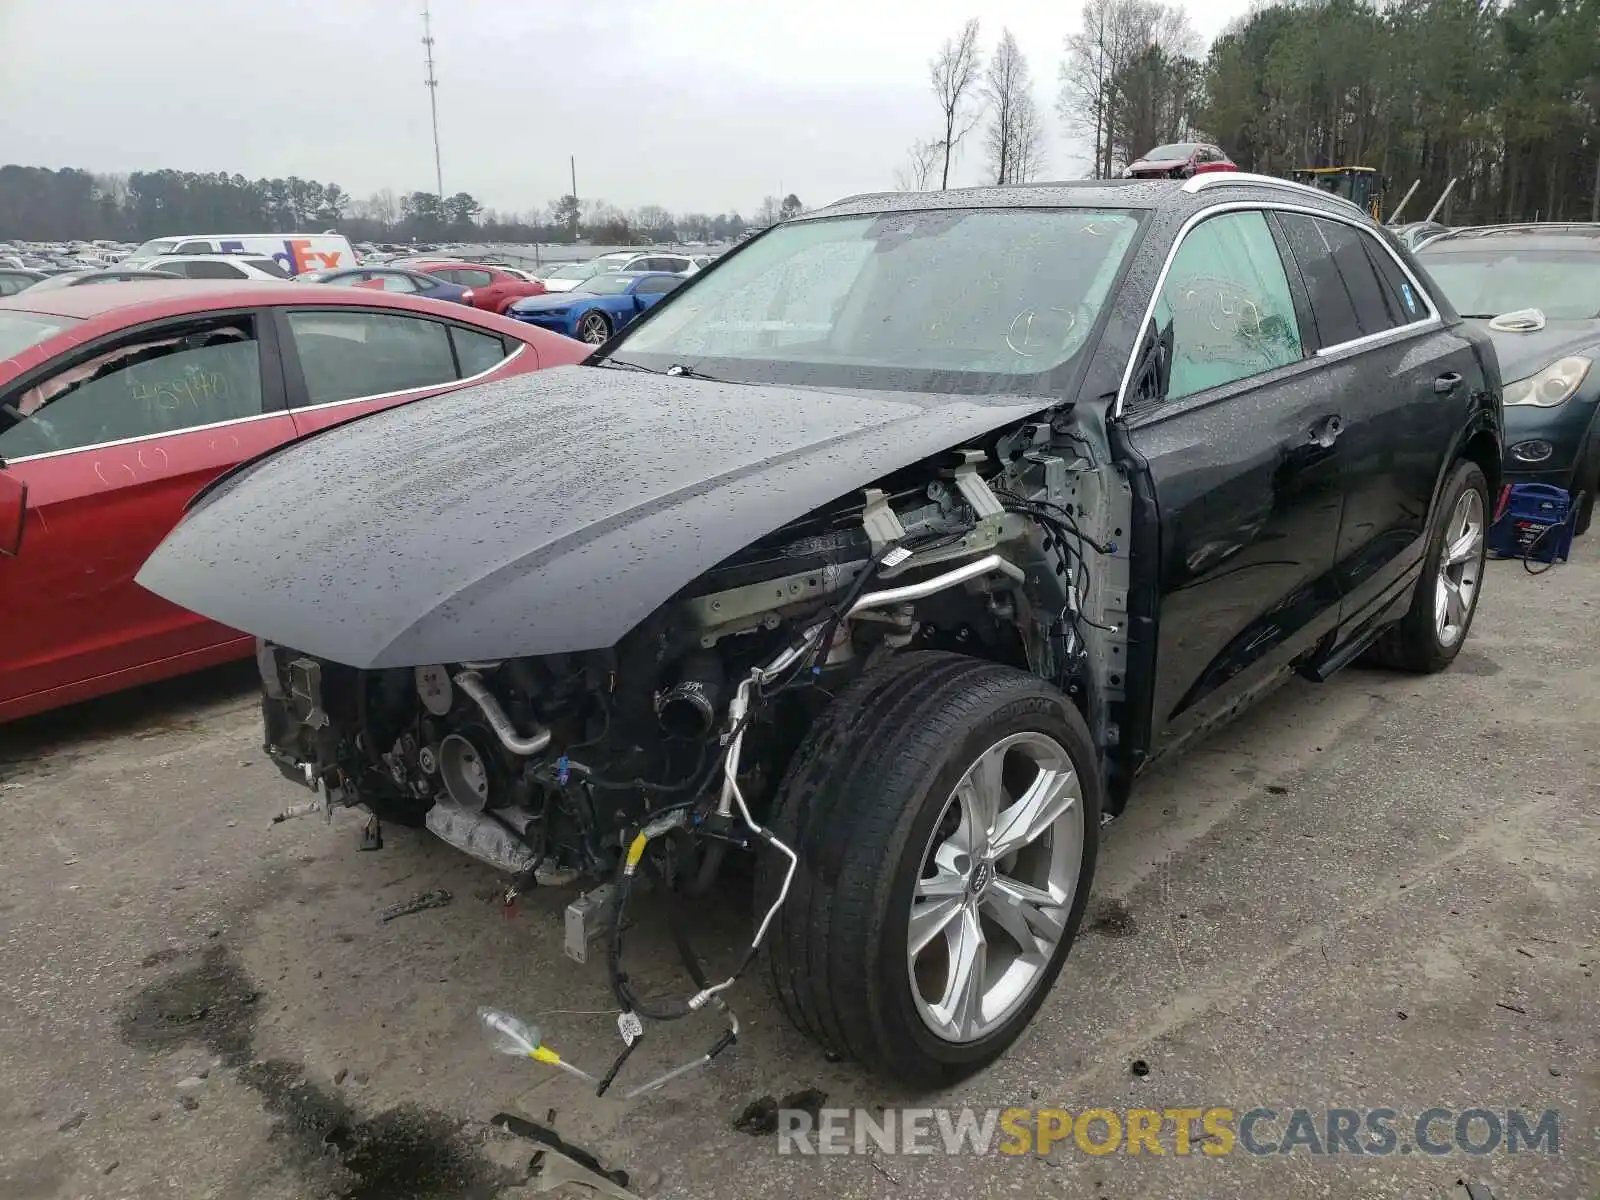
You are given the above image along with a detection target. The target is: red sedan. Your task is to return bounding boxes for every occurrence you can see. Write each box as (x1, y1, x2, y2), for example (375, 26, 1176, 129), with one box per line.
(407, 261, 547, 314)
(0, 280, 588, 721)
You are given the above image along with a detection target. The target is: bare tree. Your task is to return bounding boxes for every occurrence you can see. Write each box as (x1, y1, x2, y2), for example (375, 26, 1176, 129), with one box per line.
(894, 139, 943, 191)
(1060, 0, 1189, 178)
(983, 29, 1045, 185)
(930, 19, 984, 189)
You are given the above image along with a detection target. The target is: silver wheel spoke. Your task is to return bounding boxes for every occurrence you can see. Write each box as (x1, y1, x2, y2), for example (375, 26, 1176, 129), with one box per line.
(1445, 527, 1479, 565)
(1433, 573, 1450, 629)
(908, 889, 965, 956)
(936, 906, 986, 1039)
(984, 876, 1065, 956)
(1442, 574, 1466, 629)
(990, 769, 1077, 859)
(953, 757, 1002, 855)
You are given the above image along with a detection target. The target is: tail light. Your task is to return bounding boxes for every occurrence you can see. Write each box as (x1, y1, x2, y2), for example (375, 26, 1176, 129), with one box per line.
(461, 288, 475, 305)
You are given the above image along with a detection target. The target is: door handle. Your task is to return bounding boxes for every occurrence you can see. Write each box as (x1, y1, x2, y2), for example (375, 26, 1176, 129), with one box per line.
(1434, 372, 1463, 394)
(1306, 414, 1343, 448)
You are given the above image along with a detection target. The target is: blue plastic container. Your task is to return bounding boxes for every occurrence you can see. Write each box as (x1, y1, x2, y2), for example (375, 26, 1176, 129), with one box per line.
(1487, 483, 1573, 564)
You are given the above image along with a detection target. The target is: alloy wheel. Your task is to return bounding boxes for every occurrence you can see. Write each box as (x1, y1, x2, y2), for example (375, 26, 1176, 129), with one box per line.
(579, 313, 609, 344)
(1434, 486, 1484, 647)
(907, 731, 1084, 1043)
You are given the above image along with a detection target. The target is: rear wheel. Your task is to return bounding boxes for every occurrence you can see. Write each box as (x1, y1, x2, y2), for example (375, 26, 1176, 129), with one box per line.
(758, 652, 1101, 1087)
(1367, 460, 1489, 672)
(577, 311, 611, 344)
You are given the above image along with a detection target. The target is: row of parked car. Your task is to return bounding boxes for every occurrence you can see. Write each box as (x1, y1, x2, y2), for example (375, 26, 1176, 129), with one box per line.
(0, 242, 713, 346)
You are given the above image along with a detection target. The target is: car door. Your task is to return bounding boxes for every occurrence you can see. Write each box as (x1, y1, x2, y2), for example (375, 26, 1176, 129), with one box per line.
(0, 310, 296, 718)
(1271, 211, 1478, 636)
(1121, 208, 1347, 761)
(275, 307, 527, 436)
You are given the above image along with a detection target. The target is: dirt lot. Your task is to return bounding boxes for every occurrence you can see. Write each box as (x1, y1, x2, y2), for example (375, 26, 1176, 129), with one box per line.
(1, 553, 1595, 1200)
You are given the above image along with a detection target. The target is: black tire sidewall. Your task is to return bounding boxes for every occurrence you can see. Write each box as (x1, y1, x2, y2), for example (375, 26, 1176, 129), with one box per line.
(869, 684, 1102, 1078)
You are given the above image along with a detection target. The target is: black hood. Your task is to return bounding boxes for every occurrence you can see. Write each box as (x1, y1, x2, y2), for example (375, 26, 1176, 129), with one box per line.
(137, 366, 1047, 668)
(1465, 317, 1600, 382)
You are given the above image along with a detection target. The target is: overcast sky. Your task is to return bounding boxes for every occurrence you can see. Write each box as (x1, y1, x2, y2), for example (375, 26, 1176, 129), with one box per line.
(1, 0, 1253, 218)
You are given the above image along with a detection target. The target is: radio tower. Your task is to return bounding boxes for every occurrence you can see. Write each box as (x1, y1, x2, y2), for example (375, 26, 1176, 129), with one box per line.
(422, 1, 444, 202)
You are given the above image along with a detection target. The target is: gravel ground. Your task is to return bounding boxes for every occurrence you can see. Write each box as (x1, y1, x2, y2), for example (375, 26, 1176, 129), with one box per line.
(0, 553, 1594, 1200)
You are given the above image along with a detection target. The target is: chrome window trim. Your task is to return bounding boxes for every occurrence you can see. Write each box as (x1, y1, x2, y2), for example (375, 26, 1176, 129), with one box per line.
(1112, 200, 1443, 418)
(2, 409, 288, 465)
(285, 337, 525, 415)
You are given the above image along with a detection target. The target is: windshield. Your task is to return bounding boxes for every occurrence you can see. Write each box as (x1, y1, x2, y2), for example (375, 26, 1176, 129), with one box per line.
(579, 273, 639, 295)
(0, 311, 79, 359)
(545, 262, 599, 280)
(129, 238, 179, 258)
(1144, 144, 1197, 160)
(1418, 244, 1600, 319)
(608, 208, 1143, 396)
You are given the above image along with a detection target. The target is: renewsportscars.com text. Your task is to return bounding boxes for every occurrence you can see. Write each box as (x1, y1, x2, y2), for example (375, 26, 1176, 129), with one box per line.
(778, 1106, 1561, 1158)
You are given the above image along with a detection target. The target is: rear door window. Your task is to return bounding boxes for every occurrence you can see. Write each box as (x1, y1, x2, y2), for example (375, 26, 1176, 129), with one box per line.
(1365, 238, 1430, 324)
(246, 258, 290, 278)
(1153, 210, 1305, 401)
(0, 318, 264, 459)
(1277, 213, 1410, 346)
(452, 268, 495, 289)
(451, 326, 510, 376)
(285, 310, 458, 406)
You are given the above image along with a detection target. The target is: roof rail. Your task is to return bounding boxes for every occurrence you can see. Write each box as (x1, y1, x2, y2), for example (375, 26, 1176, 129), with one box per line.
(1182, 171, 1367, 216)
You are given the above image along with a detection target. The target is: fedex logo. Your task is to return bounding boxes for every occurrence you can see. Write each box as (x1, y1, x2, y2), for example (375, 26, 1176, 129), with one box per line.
(218, 238, 343, 274)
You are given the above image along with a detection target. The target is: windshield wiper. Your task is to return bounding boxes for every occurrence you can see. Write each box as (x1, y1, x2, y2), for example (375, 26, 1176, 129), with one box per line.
(664, 363, 724, 381)
(592, 358, 658, 373)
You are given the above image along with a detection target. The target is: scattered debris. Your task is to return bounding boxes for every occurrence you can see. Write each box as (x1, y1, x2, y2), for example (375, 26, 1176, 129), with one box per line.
(102, 1161, 119, 1175)
(178, 1094, 200, 1112)
(733, 1096, 778, 1136)
(733, 1088, 827, 1136)
(1265, 785, 1288, 796)
(379, 889, 452, 923)
(1397, 1011, 1408, 1020)
(334, 1068, 349, 1086)
(56, 1110, 87, 1133)
(1462, 1180, 1499, 1200)
(1495, 1001, 1527, 1015)
(491, 1111, 634, 1196)
(870, 1156, 901, 1184)
(1130, 1060, 1150, 1078)
(1515, 948, 1534, 958)
(1086, 897, 1138, 938)
(1549, 1066, 1562, 1077)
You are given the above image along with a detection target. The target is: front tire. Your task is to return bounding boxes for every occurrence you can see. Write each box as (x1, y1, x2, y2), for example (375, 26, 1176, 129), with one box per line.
(577, 311, 611, 344)
(1367, 459, 1489, 672)
(758, 652, 1101, 1087)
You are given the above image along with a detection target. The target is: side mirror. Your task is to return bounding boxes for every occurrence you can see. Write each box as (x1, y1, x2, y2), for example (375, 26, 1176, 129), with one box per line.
(0, 469, 27, 556)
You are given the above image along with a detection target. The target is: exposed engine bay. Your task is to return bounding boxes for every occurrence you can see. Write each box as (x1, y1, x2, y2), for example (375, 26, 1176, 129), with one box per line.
(255, 412, 1130, 1088)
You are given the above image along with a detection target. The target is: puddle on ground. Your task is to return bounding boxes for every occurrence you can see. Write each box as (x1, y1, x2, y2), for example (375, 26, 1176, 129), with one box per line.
(120, 945, 514, 1199)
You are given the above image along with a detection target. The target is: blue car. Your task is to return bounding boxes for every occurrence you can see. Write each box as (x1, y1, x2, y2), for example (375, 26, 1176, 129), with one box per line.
(296, 266, 475, 307)
(507, 271, 683, 344)
(1417, 224, 1600, 535)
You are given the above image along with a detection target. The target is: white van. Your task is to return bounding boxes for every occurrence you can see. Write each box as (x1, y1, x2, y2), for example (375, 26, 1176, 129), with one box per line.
(124, 233, 357, 275)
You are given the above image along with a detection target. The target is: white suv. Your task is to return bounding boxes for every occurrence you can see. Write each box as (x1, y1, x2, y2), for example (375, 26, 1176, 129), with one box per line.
(589, 251, 700, 276)
(125, 254, 291, 282)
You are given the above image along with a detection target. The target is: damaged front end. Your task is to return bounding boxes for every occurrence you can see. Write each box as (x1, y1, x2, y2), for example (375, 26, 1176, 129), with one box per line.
(255, 425, 1128, 896)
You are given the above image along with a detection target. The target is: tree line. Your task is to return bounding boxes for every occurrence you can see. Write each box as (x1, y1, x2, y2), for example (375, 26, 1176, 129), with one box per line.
(0, 165, 789, 245)
(911, 0, 1599, 222)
